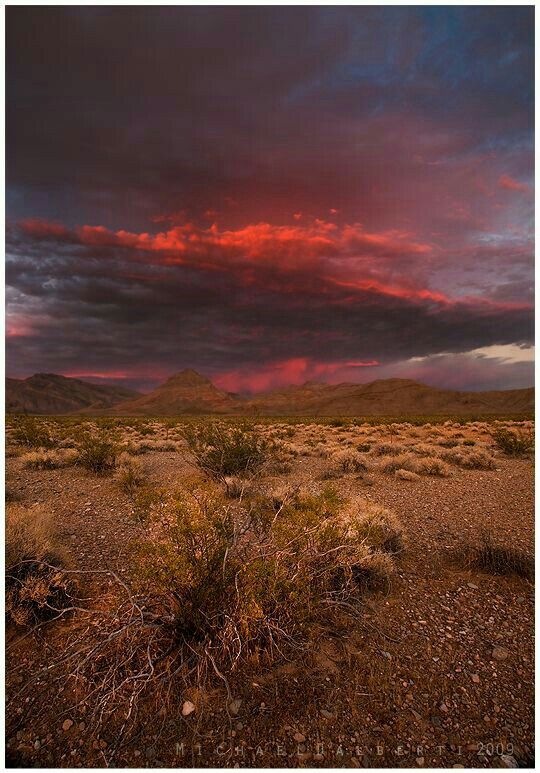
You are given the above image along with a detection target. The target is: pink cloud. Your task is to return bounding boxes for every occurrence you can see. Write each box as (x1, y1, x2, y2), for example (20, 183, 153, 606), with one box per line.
(214, 357, 380, 393)
(498, 174, 530, 193)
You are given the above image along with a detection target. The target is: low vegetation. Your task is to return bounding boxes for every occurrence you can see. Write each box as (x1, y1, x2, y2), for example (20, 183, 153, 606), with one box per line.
(457, 534, 534, 580)
(182, 422, 274, 485)
(6, 504, 72, 626)
(492, 427, 534, 457)
(76, 432, 118, 473)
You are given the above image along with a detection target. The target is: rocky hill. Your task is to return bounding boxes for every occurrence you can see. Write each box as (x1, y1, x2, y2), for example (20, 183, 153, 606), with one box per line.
(107, 369, 238, 415)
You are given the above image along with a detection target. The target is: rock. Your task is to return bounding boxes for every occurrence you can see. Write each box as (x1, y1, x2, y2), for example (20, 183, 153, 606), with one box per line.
(294, 732, 306, 743)
(471, 673, 480, 683)
(228, 699, 242, 716)
(62, 720, 73, 732)
(182, 700, 195, 717)
(492, 646, 510, 661)
(500, 755, 519, 768)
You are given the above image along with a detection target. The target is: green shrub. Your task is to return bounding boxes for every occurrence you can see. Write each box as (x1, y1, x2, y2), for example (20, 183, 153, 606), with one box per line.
(492, 428, 534, 457)
(132, 483, 401, 670)
(182, 422, 273, 482)
(12, 417, 56, 449)
(76, 433, 118, 473)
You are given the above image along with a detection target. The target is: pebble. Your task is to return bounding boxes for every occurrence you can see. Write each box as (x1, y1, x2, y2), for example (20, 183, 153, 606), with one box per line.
(492, 646, 510, 661)
(293, 732, 306, 743)
(416, 757, 425, 766)
(471, 673, 480, 683)
(228, 699, 242, 716)
(62, 720, 73, 732)
(181, 700, 195, 717)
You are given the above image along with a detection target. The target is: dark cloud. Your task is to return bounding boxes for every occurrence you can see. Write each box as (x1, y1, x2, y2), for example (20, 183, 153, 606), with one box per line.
(5, 7, 534, 391)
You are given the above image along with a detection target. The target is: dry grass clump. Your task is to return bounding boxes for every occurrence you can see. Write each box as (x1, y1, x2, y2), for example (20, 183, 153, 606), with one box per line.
(6, 504, 72, 626)
(456, 534, 533, 580)
(379, 453, 451, 477)
(115, 452, 146, 496)
(333, 449, 370, 473)
(21, 448, 78, 470)
(395, 468, 420, 481)
(439, 448, 496, 470)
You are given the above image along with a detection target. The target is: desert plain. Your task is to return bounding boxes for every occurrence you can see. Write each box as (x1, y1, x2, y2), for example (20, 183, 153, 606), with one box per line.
(4, 411, 534, 769)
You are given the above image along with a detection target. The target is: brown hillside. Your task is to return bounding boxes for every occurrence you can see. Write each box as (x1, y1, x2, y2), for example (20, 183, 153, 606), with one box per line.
(6, 373, 140, 415)
(242, 378, 535, 416)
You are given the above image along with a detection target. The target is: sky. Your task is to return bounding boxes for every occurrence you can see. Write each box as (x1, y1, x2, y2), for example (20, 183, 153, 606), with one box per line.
(6, 6, 534, 394)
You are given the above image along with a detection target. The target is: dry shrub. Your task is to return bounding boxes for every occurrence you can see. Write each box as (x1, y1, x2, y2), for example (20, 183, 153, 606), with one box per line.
(457, 534, 533, 580)
(439, 448, 495, 470)
(380, 453, 451, 477)
(21, 448, 78, 470)
(333, 449, 369, 473)
(6, 504, 72, 626)
(395, 468, 420, 481)
(115, 452, 146, 496)
(371, 442, 407, 456)
(343, 501, 404, 554)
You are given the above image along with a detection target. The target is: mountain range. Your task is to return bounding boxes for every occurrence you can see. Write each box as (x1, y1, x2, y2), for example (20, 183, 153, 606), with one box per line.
(6, 369, 534, 416)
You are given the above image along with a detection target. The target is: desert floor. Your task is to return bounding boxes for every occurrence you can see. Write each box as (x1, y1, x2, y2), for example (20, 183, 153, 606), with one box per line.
(5, 417, 534, 769)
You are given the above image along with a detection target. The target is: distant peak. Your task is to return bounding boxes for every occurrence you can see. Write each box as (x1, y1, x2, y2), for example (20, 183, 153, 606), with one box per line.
(162, 369, 211, 387)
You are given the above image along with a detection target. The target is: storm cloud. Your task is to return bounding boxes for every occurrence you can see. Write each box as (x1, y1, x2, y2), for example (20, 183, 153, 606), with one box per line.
(6, 7, 534, 392)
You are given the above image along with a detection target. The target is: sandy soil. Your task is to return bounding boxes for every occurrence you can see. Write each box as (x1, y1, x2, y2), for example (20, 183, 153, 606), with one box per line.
(5, 420, 534, 768)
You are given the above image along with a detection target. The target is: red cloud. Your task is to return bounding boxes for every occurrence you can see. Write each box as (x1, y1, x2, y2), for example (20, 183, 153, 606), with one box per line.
(214, 357, 380, 393)
(498, 174, 530, 193)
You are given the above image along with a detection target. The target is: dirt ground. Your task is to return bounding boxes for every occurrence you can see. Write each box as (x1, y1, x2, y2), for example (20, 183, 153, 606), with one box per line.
(5, 419, 534, 768)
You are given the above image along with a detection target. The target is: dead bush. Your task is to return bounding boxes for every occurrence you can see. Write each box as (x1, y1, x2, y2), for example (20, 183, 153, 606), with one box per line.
(380, 453, 451, 477)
